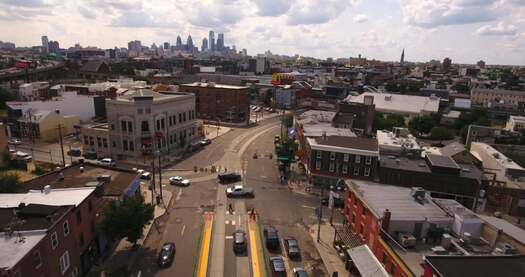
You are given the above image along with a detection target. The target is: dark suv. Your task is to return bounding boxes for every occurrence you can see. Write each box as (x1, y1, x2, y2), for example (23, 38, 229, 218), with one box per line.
(269, 256, 286, 277)
(233, 230, 247, 255)
(157, 242, 176, 268)
(218, 172, 241, 183)
(264, 225, 280, 251)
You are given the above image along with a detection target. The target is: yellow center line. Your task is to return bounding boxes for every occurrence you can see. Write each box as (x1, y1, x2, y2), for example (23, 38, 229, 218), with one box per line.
(197, 217, 213, 277)
(249, 223, 262, 277)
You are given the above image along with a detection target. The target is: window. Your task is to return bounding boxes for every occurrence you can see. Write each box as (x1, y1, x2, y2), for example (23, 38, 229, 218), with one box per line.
(123, 139, 128, 151)
(315, 160, 321, 170)
(141, 121, 149, 132)
(364, 167, 371, 177)
(343, 153, 349, 162)
(330, 152, 335, 160)
(316, 151, 322, 159)
(342, 164, 348, 174)
(169, 116, 172, 126)
(156, 119, 160, 130)
(51, 231, 58, 249)
(179, 113, 182, 123)
(89, 137, 94, 146)
(183, 112, 186, 122)
(97, 137, 102, 148)
(83, 136, 88, 145)
(33, 250, 42, 268)
(112, 141, 117, 148)
(63, 220, 70, 236)
(145, 107, 151, 114)
(76, 210, 82, 224)
(129, 141, 134, 152)
(382, 253, 388, 264)
(121, 120, 127, 132)
(110, 124, 115, 130)
(390, 264, 396, 275)
(59, 251, 70, 274)
(172, 115, 176, 125)
(329, 162, 335, 172)
(353, 167, 360, 176)
(79, 232, 84, 247)
(138, 108, 143, 114)
(355, 155, 361, 163)
(88, 199, 93, 212)
(127, 121, 133, 132)
(102, 138, 108, 148)
(161, 118, 165, 129)
(365, 156, 372, 165)
(351, 213, 355, 224)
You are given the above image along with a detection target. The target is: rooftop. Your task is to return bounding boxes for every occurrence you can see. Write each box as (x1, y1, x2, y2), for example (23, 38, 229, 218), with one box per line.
(296, 110, 355, 137)
(346, 245, 389, 277)
(377, 129, 421, 153)
(426, 154, 461, 170)
(471, 142, 523, 171)
(424, 255, 525, 277)
(0, 187, 96, 208)
(21, 163, 137, 197)
(0, 230, 47, 270)
(0, 204, 71, 231)
(346, 92, 439, 114)
(478, 215, 525, 245)
(181, 82, 249, 90)
(313, 136, 378, 152)
(116, 89, 193, 102)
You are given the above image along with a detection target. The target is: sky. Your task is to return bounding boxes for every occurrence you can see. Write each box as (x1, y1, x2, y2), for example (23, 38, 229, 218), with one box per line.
(0, 0, 524, 65)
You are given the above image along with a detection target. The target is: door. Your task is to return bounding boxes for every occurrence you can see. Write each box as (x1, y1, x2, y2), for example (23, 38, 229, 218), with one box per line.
(413, 222, 423, 239)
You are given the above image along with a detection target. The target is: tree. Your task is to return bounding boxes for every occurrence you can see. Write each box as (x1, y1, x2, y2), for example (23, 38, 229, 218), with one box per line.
(373, 112, 406, 131)
(430, 127, 455, 142)
(100, 196, 154, 245)
(408, 115, 436, 135)
(0, 172, 20, 193)
(0, 87, 15, 109)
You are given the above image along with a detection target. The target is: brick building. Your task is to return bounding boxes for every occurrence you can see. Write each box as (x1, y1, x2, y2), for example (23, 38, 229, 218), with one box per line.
(334, 97, 375, 137)
(0, 187, 100, 277)
(179, 82, 250, 125)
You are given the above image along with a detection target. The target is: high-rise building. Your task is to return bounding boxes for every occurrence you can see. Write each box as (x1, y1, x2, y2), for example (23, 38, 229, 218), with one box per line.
(217, 33, 224, 51)
(201, 38, 208, 52)
(127, 40, 142, 52)
(187, 35, 194, 53)
(48, 40, 60, 53)
(442, 57, 452, 72)
(41, 35, 49, 53)
(477, 60, 486, 69)
(176, 35, 182, 50)
(209, 31, 215, 52)
(163, 42, 170, 50)
(400, 48, 405, 65)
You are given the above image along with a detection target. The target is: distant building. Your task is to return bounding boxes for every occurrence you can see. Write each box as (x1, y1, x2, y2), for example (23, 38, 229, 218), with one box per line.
(163, 42, 170, 50)
(41, 35, 49, 53)
(127, 40, 141, 52)
(505, 116, 525, 132)
(477, 60, 486, 69)
(333, 98, 375, 137)
(179, 82, 250, 125)
(201, 38, 208, 52)
(442, 57, 452, 72)
(18, 81, 51, 101)
(471, 88, 525, 113)
(209, 31, 215, 52)
(186, 35, 194, 53)
(217, 33, 224, 51)
(400, 48, 405, 65)
(347, 92, 440, 119)
(48, 40, 60, 53)
(176, 36, 182, 50)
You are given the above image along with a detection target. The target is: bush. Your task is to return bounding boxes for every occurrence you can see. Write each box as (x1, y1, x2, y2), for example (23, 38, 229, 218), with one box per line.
(430, 127, 455, 141)
(0, 172, 20, 193)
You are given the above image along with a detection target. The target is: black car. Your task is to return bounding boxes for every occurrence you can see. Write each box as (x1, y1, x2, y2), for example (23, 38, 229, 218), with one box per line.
(157, 242, 176, 268)
(218, 172, 241, 183)
(264, 225, 280, 251)
(284, 237, 300, 259)
(83, 151, 97, 160)
(293, 267, 308, 277)
(269, 256, 286, 277)
(67, 148, 82, 157)
(233, 230, 247, 255)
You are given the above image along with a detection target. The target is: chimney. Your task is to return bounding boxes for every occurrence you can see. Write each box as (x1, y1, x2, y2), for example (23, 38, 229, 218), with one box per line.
(381, 209, 391, 232)
(43, 185, 51, 194)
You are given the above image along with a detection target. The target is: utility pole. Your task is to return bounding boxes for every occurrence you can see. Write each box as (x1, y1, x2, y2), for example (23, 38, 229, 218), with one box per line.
(58, 124, 66, 166)
(317, 185, 324, 243)
(158, 151, 163, 202)
(151, 160, 156, 204)
(68, 144, 73, 164)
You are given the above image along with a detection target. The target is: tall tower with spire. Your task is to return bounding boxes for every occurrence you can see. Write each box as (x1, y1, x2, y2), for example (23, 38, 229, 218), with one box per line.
(176, 35, 182, 50)
(186, 34, 194, 52)
(400, 48, 405, 65)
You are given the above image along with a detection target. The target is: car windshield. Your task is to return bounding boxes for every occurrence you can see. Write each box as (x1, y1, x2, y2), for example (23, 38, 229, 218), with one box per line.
(273, 259, 285, 270)
(234, 232, 244, 243)
(288, 239, 298, 246)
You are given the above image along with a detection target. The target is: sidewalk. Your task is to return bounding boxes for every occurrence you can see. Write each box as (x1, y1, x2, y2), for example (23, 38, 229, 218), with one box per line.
(204, 124, 231, 140)
(309, 223, 347, 276)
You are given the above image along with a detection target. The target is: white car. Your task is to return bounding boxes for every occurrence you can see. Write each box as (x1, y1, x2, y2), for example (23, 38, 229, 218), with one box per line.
(8, 138, 22, 145)
(97, 158, 116, 167)
(169, 176, 190, 186)
(15, 151, 32, 162)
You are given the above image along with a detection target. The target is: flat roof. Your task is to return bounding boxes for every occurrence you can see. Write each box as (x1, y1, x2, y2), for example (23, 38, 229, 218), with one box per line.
(313, 136, 378, 152)
(347, 92, 439, 114)
(426, 154, 461, 169)
(0, 231, 47, 270)
(181, 82, 249, 89)
(347, 180, 450, 221)
(425, 255, 525, 277)
(0, 187, 95, 208)
(377, 130, 421, 152)
(297, 110, 356, 137)
(21, 163, 137, 197)
(478, 215, 525, 245)
(116, 89, 193, 102)
(347, 245, 389, 277)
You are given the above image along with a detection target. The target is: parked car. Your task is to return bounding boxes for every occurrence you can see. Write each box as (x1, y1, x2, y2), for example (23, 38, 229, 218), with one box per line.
(284, 237, 301, 259)
(218, 172, 241, 183)
(97, 158, 115, 167)
(293, 267, 308, 277)
(226, 184, 254, 198)
(139, 171, 151, 180)
(67, 148, 82, 157)
(169, 176, 190, 186)
(157, 242, 176, 268)
(15, 151, 32, 162)
(83, 151, 97, 160)
(269, 256, 286, 277)
(233, 230, 247, 255)
(8, 138, 22, 145)
(200, 138, 212, 146)
(264, 225, 280, 251)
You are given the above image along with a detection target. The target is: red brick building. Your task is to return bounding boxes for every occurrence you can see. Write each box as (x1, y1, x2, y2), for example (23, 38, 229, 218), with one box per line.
(179, 82, 250, 125)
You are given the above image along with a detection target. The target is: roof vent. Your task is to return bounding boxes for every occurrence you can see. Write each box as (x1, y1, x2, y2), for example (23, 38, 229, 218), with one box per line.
(43, 185, 51, 194)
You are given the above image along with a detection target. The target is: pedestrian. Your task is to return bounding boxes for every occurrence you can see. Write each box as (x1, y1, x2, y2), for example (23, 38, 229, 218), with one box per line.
(228, 203, 233, 214)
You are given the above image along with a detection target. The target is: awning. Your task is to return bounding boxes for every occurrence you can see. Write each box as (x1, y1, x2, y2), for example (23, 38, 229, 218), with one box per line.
(347, 245, 389, 277)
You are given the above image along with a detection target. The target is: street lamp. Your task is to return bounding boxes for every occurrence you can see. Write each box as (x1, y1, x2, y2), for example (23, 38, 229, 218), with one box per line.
(155, 149, 163, 204)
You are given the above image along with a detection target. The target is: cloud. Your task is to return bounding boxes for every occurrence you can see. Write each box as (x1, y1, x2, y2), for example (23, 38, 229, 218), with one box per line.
(78, 6, 96, 19)
(401, 0, 498, 28)
(353, 14, 368, 23)
(0, 0, 48, 7)
(184, 0, 246, 28)
(253, 0, 292, 16)
(476, 22, 518, 35)
(0, 0, 53, 21)
(287, 0, 350, 25)
(111, 10, 178, 28)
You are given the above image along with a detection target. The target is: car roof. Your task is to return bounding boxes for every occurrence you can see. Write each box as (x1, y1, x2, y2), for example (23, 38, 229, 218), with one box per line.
(234, 231, 245, 242)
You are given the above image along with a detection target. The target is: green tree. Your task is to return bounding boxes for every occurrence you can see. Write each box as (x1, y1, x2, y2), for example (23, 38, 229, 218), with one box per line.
(0, 87, 15, 109)
(373, 113, 406, 131)
(430, 127, 455, 142)
(408, 115, 436, 135)
(0, 172, 20, 193)
(100, 196, 154, 245)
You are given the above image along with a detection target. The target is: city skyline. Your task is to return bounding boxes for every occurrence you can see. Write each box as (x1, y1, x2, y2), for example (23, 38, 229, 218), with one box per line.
(0, 0, 524, 65)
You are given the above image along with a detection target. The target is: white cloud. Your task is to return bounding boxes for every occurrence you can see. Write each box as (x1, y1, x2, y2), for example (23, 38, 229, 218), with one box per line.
(287, 0, 350, 25)
(353, 14, 368, 23)
(252, 0, 292, 16)
(476, 22, 518, 35)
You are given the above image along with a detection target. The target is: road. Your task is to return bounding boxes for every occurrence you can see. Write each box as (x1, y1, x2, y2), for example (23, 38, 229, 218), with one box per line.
(129, 117, 328, 276)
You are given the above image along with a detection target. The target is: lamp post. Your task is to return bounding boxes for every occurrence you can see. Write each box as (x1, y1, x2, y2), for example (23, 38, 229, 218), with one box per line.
(155, 149, 163, 203)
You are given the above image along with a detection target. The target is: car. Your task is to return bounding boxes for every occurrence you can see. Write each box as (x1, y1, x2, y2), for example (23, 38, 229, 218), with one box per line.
(284, 237, 301, 259)
(255, 107, 262, 112)
(8, 138, 22, 145)
(321, 195, 344, 208)
(200, 138, 211, 146)
(218, 172, 242, 183)
(233, 230, 247, 255)
(169, 176, 190, 186)
(293, 267, 308, 277)
(97, 158, 115, 167)
(251, 106, 258, 110)
(15, 151, 32, 162)
(269, 256, 286, 277)
(274, 135, 280, 144)
(140, 171, 151, 180)
(264, 225, 280, 251)
(265, 107, 271, 111)
(157, 242, 176, 268)
(226, 185, 254, 198)
(83, 151, 97, 160)
(67, 148, 82, 157)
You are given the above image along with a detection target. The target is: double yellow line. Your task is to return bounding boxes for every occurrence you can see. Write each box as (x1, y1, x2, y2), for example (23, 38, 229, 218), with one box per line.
(248, 220, 263, 277)
(196, 213, 213, 277)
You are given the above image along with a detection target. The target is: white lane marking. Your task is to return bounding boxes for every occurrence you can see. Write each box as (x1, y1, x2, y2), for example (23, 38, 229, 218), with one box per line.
(181, 225, 186, 236)
(225, 236, 233, 239)
(176, 189, 182, 201)
(302, 205, 317, 210)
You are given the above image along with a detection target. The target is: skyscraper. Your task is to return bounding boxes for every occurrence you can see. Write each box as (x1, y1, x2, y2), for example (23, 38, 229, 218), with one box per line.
(163, 42, 170, 50)
(400, 48, 405, 65)
(127, 40, 142, 52)
(48, 41, 59, 53)
(442, 57, 452, 72)
(201, 38, 208, 52)
(176, 35, 182, 50)
(41, 35, 49, 53)
(217, 33, 224, 51)
(209, 31, 215, 52)
(186, 34, 194, 52)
